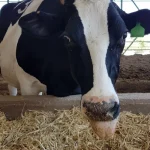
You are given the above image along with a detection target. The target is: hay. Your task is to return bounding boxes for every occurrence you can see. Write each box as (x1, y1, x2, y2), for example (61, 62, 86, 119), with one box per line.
(0, 108, 150, 150)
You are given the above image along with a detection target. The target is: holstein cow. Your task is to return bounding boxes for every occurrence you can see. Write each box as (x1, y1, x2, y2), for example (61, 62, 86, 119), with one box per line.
(0, 0, 150, 139)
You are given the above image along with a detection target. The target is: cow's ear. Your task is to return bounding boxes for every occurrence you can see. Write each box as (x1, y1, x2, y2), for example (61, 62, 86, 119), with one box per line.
(123, 9, 150, 35)
(19, 12, 49, 38)
(19, 11, 61, 38)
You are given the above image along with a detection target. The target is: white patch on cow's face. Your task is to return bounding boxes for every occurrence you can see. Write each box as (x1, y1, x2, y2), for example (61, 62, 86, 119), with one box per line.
(74, 0, 119, 102)
(18, 1, 32, 14)
(14, 0, 33, 15)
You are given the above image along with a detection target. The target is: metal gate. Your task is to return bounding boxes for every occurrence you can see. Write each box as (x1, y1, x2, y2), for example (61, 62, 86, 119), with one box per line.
(113, 0, 150, 55)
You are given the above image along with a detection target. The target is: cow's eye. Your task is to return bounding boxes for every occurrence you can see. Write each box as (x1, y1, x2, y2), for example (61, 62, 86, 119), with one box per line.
(123, 33, 127, 39)
(63, 35, 76, 49)
(117, 32, 127, 46)
(63, 35, 71, 43)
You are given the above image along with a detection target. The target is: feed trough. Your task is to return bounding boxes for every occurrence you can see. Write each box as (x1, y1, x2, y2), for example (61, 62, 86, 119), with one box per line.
(0, 93, 150, 120)
(0, 93, 150, 149)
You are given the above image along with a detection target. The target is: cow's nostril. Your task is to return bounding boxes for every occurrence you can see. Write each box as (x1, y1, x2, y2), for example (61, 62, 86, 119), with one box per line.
(81, 96, 120, 139)
(109, 101, 120, 119)
(82, 100, 120, 121)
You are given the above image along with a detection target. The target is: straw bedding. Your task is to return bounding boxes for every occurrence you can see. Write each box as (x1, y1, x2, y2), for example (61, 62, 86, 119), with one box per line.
(0, 107, 150, 150)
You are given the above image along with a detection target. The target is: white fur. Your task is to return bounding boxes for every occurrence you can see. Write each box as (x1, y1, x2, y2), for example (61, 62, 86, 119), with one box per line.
(91, 117, 118, 139)
(39, 92, 43, 95)
(14, 1, 25, 9)
(0, 0, 47, 95)
(18, 1, 32, 14)
(8, 85, 17, 96)
(74, 0, 119, 103)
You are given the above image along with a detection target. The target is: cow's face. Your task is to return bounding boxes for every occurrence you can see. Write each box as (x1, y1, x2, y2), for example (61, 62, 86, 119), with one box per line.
(61, 0, 128, 139)
(106, 2, 128, 85)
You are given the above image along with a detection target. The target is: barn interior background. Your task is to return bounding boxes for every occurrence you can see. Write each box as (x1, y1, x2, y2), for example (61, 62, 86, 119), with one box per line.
(113, 0, 150, 55)
(0, 0, 150, 94)
(0, 0, 149, 55)
(111, 0, 150, 93)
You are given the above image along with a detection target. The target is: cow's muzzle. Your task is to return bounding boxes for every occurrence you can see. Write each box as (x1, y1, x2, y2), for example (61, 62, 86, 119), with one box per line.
(81, 96, 120, 139)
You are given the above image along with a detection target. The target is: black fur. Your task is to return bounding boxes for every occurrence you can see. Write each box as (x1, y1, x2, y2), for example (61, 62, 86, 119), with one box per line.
(0, 0, 150, 97)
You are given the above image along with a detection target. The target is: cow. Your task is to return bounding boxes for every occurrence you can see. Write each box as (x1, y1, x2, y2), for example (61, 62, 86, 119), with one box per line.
(0, 0, 150, 139)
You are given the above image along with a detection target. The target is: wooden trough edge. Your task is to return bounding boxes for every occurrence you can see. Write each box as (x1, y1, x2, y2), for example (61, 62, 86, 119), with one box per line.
(0, 93, 150, 120)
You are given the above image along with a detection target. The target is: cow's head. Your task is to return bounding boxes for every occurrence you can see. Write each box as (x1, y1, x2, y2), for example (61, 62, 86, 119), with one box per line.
(60, 0, 150, 138)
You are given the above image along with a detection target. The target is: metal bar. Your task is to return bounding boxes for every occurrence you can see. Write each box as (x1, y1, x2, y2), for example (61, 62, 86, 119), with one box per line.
(0, 94, 150, 120)
(122, 0, 141, 55)
(123, 37, 137, 55)
(124, 49, 150, 50)
(121, 0, 123, 10)
(126, 41, 150, 43)
(130, 0, 140, 10)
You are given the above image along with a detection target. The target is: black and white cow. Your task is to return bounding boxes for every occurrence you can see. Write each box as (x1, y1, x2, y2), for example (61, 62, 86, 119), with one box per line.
(0, 0, 150, 139)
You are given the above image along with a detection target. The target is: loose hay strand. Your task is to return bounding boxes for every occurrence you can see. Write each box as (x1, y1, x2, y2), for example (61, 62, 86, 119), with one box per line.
(0, 107, 150, 150)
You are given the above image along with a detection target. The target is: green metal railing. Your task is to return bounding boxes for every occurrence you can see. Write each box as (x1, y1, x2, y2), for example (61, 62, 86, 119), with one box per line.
(113, 0, 150, 55)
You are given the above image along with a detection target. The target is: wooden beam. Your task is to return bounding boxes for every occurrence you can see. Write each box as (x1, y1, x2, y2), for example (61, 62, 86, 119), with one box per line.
(0, 93, 150, 120)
